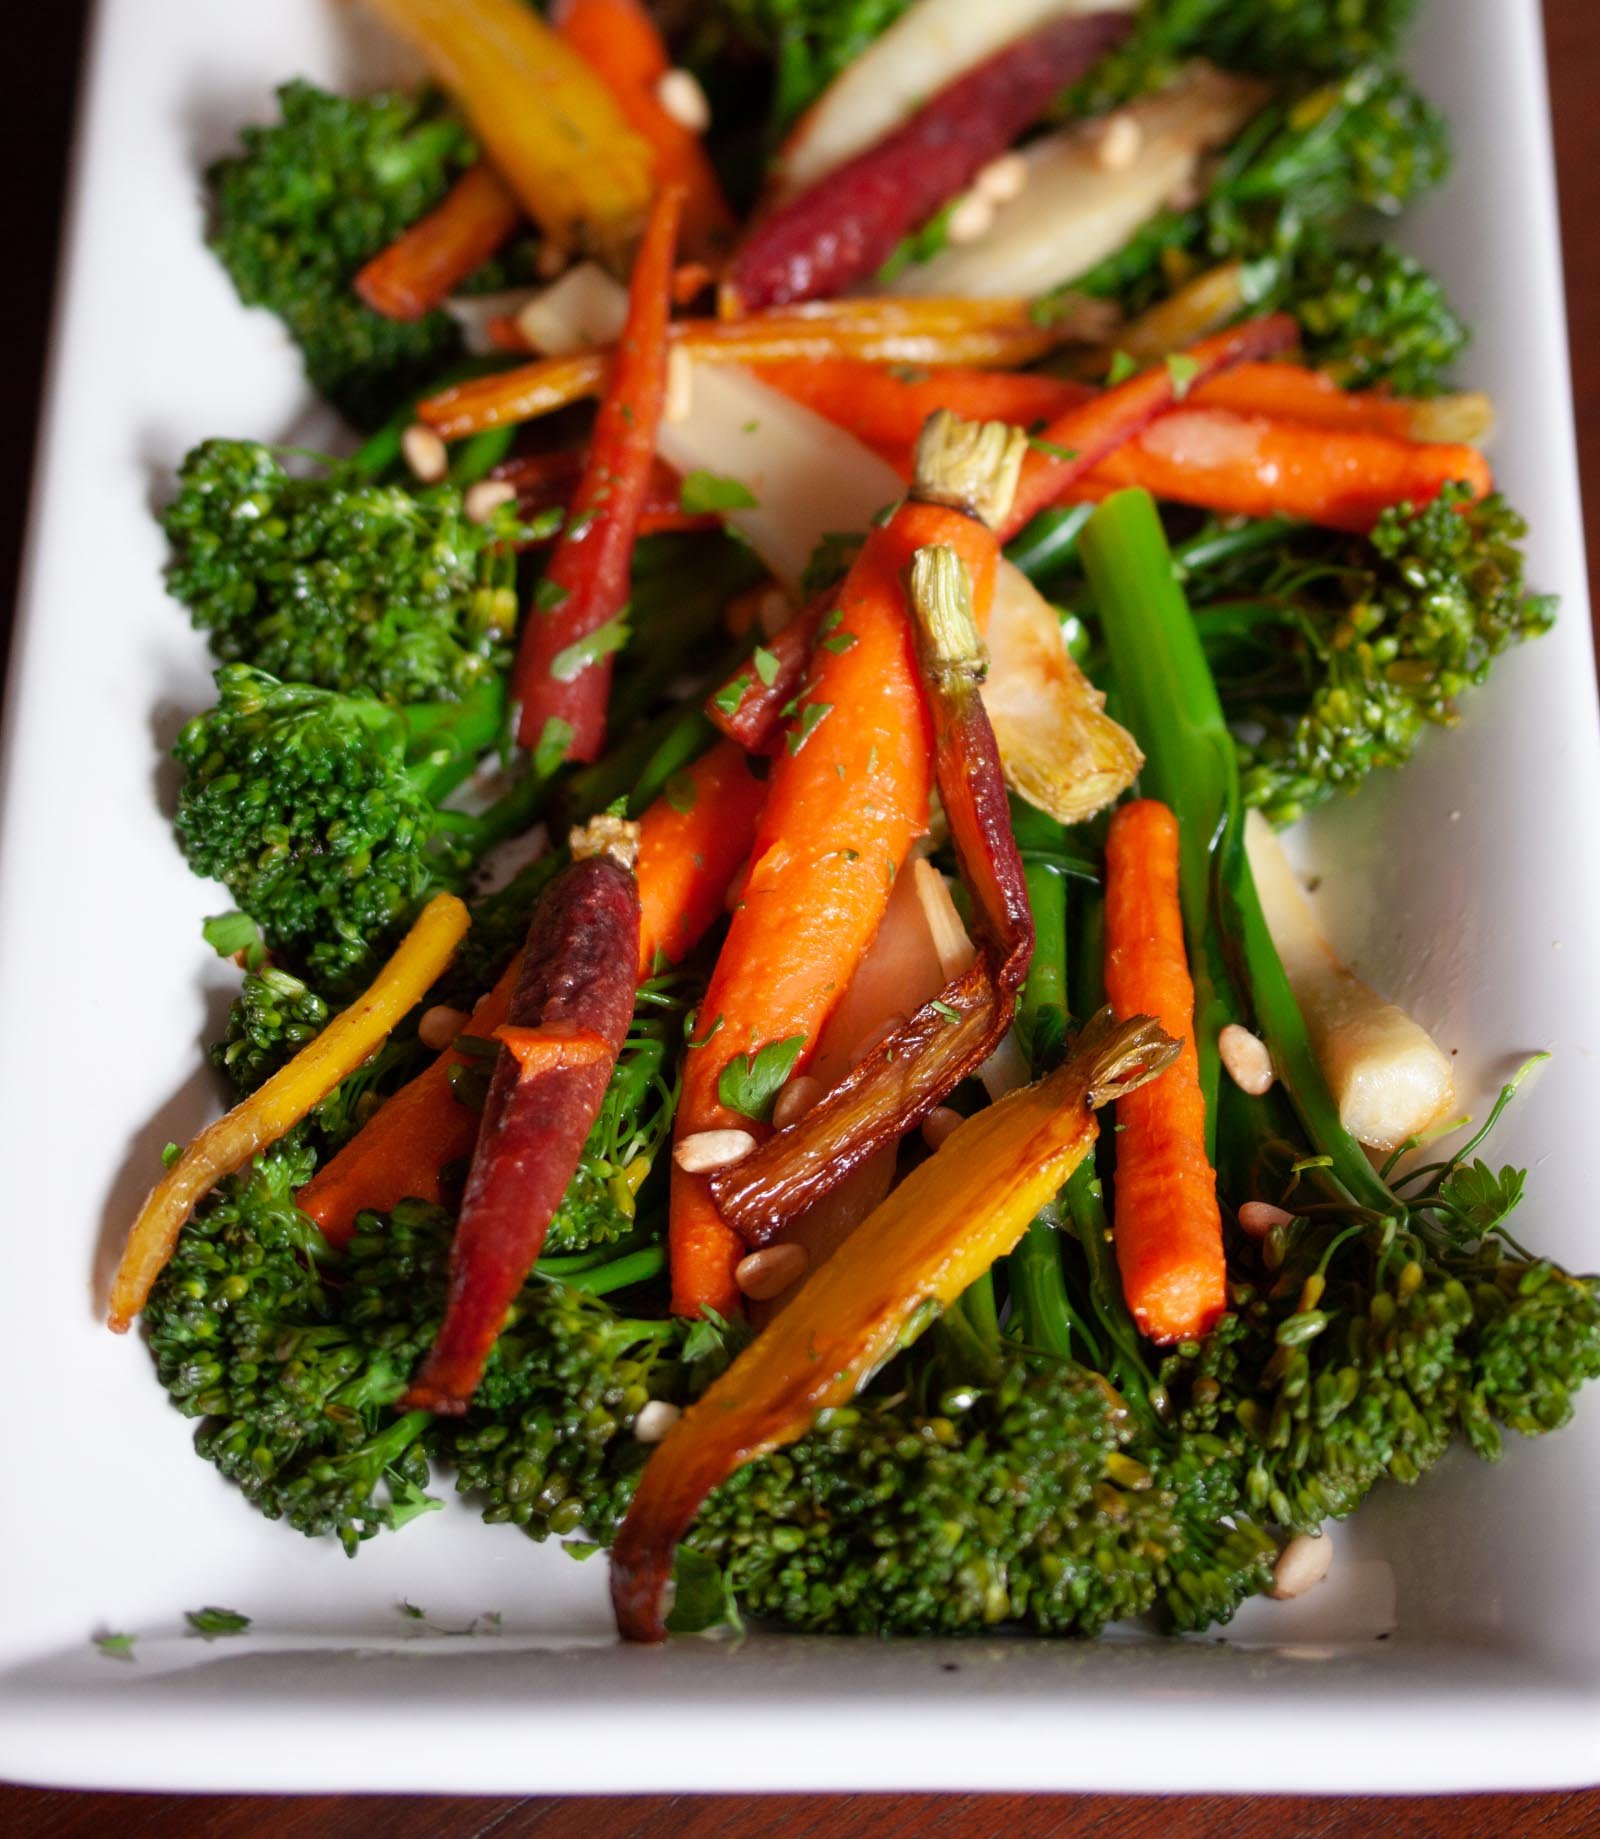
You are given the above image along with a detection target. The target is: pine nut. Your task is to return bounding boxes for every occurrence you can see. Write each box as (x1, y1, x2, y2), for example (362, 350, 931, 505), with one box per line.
(944, 191, 996, 246)
(1093, 112, 1143, 172)
(536, 240, 568, 280)
(757, 586, 791, 637)
(673, 1128, 758, 1173)
(1270, 1532, 1334, 1601)
(664, 345, 694, 424)
(1237, 1200, 1294, 1239)
(418, 1004, 469, 1051)
(736, 1242, 809, 1301)
(922, 1105, 963, 1152)
(975, 152, 1028, 204)
(656, 67, 711, 135)
(1219, 1023, 1275, 1096)
(464, 479, 517, 524)
(401, 423, 448, 485)
(772, 1074, 824, 1129)
(633, 1400, 681, 1444)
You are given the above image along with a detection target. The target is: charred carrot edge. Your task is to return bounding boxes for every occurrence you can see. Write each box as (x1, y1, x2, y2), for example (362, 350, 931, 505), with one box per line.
(109, 894, 470, 1330)
(553, 0, 735, 261)
(512, 183, 685, 763)
(405, 855, 640, 1412)
(354, 163, 522, 321)
(1103, 799, 1227, 1346)
(721, 9, 1133, 311)
(297, 740, 767, 1249)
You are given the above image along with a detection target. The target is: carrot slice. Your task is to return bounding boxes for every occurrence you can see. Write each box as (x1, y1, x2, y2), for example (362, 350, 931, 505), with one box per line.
(553, 0, 735, 261)
(1103, 799, 1226, 1345)
(108, 893, 470, 1331)
(354, 164, 521, 321)
(297, 741, 767, 1248)
(512, 183, 684, 762)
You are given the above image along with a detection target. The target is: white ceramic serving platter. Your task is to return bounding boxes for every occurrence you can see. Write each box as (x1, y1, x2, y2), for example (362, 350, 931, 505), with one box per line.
(1, 0, 1597, 1796)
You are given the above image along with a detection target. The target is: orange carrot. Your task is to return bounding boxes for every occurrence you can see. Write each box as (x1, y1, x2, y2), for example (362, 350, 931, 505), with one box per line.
(298, 740, 767, 1248)
(512, 183, 683, 762)
(759, 358, 1492, 530)
(1103, 799, 1226, 1346)
(670, 486, 1008, 1316)
(553, 0, 735, 262)
(354, 164, 522, 321)
(416, 297, 1070, 439)
(1092, 407, 1492, 532)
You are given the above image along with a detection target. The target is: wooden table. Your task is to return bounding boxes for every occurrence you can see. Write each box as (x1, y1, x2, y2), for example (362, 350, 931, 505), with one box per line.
(4, 4, 1598, 1831)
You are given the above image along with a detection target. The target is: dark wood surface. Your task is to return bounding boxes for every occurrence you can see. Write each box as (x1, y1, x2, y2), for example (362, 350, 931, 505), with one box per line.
(3, 2, 1598, 1830)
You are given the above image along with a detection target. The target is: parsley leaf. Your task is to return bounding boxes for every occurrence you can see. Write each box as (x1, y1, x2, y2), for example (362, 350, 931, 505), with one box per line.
(1106, 350, 1139, 386)
(1165, 353, 1202, 399)
(534, 576, 571, 614)
(713, 673, 751, 719)
(185, 1606, 251, 1639)
(202, 910, 264, 969)
(1438, 1159, 1528, 1237)
(1028, 437, 1079, 463)
(717, 1034, 808, 1121)
(753, 646, 780, 687)
(787, 701, 833, 755)
(534, 716, 575, 777)
(550, 611, 629, 682)
(681, 470, 759, 515)
(94, 1632, 136, 1661)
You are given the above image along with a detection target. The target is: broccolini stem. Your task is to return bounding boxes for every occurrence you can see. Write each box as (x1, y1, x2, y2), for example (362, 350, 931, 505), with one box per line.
(547, 1244, 667, 1296)
(1004, 503, 1096, 586)
(1079, 489, 1393, 1215)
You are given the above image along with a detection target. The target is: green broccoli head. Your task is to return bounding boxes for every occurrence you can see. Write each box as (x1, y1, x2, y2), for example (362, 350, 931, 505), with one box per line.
(1278, 236, 1467, 394)
(1171, 0, 1421, 77)
(173, 664, 476, 990)
(207, 82, 473, 428)
(164, 439, 525, 703)
(212, 965, 331, 1096)
(1188, 487, 1556, 826)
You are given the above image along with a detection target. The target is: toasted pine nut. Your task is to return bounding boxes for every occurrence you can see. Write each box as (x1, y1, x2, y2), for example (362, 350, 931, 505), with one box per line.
(664, 345, 694, 424)
(772, 1074, 824, 1129)
(975, 152, 1029, 204)
(1219, 1023, 1275, 1096)
(418, 1004, 469, 1051)
(674, 1128, 758, 1173)
(1093, 112, 1143, 171)
(656, 67, 711, 134)
(464, 479, 517, 524)
(1237, 1200, 1295, 1239)
(633, 1400, 682, 1444)
(401, 423, 448, 485)
(945, 192, 996, 246)
(736, 1242, 809, 1301)
(1270, 1532, 1334, 1601)
(536, 241, 569, 280)
(757, 586, 791, 638)
(922, 1105, 963, 1152)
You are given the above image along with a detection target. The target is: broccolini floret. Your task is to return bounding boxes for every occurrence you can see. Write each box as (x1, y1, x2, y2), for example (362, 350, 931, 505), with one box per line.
(207, 82, 475, 429)
(164, 439, 527, 702)
(174, 663, 539, 991)
(1183, 486, 1556, 825)
(1271, 236, 1467, 395)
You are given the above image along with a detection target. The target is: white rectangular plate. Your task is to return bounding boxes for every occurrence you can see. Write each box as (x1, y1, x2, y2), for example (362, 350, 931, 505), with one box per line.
(1, 0, 1597, 1796)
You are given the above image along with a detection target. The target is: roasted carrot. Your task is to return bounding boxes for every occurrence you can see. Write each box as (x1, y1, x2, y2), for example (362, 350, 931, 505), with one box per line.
(415, 296, 1078, 439)
(405, 841, 640, 1412)
(297, 740, 767, 1248)
(363, 0, 654, 259)
(553, 0, 735, 261)
(1092, 407, 1492, 532)
(614, 1007, 1179, 1640)
(354, 163, 522, 321)
(109, 893, 470, 1331)
(670, 421, 1019, 1313)
(1103, 799, 1226, 1346)
(512, 183, 684, 763)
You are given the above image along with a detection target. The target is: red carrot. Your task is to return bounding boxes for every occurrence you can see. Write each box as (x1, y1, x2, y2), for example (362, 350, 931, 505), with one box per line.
(721, 10, 1132, 311)
(297, 740, 767, 1248)
(1103, 799, 1226, 1346)
(553, 0, 735, 261)
(511, 182, 684, 763)
(404, 845, 641, 1411)
(354, 163, 522, 321)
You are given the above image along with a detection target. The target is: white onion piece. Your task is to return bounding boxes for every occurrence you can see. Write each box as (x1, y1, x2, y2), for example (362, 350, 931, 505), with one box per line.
(887, 63, 1265, 300)
(1245, 811, 1456, 1153)
(775, 0, 1138, 202)
(513, 261, 628, 354)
